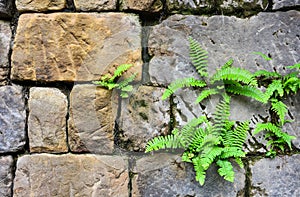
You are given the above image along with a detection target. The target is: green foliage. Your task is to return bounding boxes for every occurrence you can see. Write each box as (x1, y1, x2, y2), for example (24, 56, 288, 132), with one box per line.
(93, 64, 136, 98)
(189, 37, 209, 77)
(252, 51, 272, 61)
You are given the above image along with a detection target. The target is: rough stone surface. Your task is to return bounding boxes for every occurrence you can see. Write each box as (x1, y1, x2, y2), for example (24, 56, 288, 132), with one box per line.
(68, 84, 115, 153)
(121, 0, 163, 12)
(250, 154, 300, 196)
(0, 0, 13, 18)
(272, 0, 300, 10)
(132, 153, 245, 197)
(74, 0, 117, 11)
(16, 0, 66, 12)
(118, 86, 170, 151)
(0, 85, 26, 153)
(11, 13, 142, 82)
(0, 156, 13, 197)
(149, 11, 300, 85)
(13, 154, 129, 197)
(0, 20, 11, 85)
(28, 87, 68, 153)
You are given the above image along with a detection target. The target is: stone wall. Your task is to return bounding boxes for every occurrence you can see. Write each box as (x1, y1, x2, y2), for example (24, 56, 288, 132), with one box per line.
(0, 0, 299, 196)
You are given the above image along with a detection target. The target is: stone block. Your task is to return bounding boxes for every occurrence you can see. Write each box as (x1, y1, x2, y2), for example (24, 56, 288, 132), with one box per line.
(121, 0, 163, 12)
(118, 86, 170, 151)
(68, 84, 115, 153)
(28, 87, 68, 153)
(74, 0, 117, 11)
(272, 0, 300, 10)
(0, 0, 13, 18)
(16, 0, 66, 12)
(132, 153, 245, 196)
(0, 20, 11, 85)
(0, 156, 13, 197)
(250, 154, 300, 196)
(11, 13, 142, 82)
(13, 154, 129, 197)
(0, 85, 26, 153)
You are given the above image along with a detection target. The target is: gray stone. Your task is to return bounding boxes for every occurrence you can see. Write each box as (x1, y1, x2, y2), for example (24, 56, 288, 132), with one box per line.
(13, 154, 129, 197)
(0, 20, 11, 85)
(74, 0, 117, 11)
(68, 84, 115, 154)
(16, 0, 66, 12)
(28, 87, 68, 153)
(272, 0, 300, 10)
(148, 11, 300, 86)
(0, 156, 13, 197)
(0, 0, 13, 18)
(132, 153, 245, 197)
(250, 154, 300, 196)
(0, 85, 26, 153)
(118, 86, 170, 151)
(121, 0, 163, 12)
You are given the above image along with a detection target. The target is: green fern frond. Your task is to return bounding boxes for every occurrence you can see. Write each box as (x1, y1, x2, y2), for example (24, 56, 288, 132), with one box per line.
(211, 94, 231, 134)
(192, 156, 206, 185)
(283, 76, 300, 94)
(264, 80, 284, 100)
(92, 80, 119, 90)
(199, 146, 223, 170)
(195, 88, 219, 103)
(162, 77, 207, 100)
(252, 52, 272, 61)
(216, 159, 235, 182)
(223, 121, 249, 149)
(189, 37, 209, 77)
(145, 133, 182, 153)
(188, 127, 207, 151)
(271, 101, 288, 126)
(221, 59, 234, 69)
(211, 67, 258, 86)
(226, 84, 266, 103)
(109, 64, 133, 82)
(234, 157, 244, 168)
(118, 73, 137, 89)
(286, 63, 300, 70)
(220, 147, 246, 159)
(253, 70, 281, 78)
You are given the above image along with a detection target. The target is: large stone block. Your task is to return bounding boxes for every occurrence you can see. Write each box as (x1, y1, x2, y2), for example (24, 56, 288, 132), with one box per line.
(28, 87, 68, 153)
(16, 0, 66, 12)
(272, 0, 300, 10)
(0, 20, 11, 85)
(13, 154, 129, 197)
(0, 0, 13, 18)
(250, 154, 300, 196)
(68, 84, 115, 153)
(11, 13, 142, 82)
(74, 0, 117, 11)
(121, 0, 163, 12)
(118, 86, 170, 151)
(0, 156, 13, 197)
(132, 153, 245, 196)
(0, 85, 26, 153)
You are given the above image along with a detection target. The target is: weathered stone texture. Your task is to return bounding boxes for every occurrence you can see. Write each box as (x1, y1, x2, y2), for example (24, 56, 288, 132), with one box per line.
(132, 153, 245, 196)
(0, 85, 26, 153)
(149, 11, 299, 86)
(0, 156, 13, 197)
(121, 0, 163, 12)
(68, 84, 115, 153)
(250, 154, 300, 196)
(11, 13, 142, 82)
(0, 20, 11, 85)
(118, 86, 170, 151)
(28, 87, 68, 153)
(74, 0, 117, 11)
(272, 0, 300, 10)
(0, 0, 13, 18)
(13, 154, 129, 197)
(16, 0, 66, 12)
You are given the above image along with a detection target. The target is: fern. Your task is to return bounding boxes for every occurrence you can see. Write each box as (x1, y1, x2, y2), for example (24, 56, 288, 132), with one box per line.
(264, 80, 284, 100)
(226, 84, 266, 103)
(252, 52, 272, 61)
(253, 70, 281, 78)
(189, 37, 209, 77)
(216, 159, 235, 182)
(286, 62, 300, 70)
(223, 121, 249, 149)
(195, 88, 219, 103)
(221, 59, 234, 69)
(271, 100, 288, 126)
(211, 94, 231, 134)
(109, 64, 133, 82)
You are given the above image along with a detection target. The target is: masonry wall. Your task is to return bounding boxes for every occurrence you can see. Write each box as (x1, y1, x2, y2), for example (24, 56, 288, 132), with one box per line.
(0, 0, 299, 196)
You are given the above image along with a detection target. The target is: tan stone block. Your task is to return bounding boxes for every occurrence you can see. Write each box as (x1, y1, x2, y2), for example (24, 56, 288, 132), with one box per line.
(11, 13, 142, 82)
(74, 0, 117, 11)
(28, 87, 68, 153)
(121, 0, 163, 12)
(16, 0, 66, 12)
(13, 154, 129, 197)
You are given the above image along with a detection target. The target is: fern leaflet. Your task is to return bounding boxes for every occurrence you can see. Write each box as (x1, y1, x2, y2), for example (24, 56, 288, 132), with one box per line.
(271, 100, 288, 126)
(195, 88, 219, 103)
(189, 37, 209, 77)
(226, 84, 266, 103)
(264, 80, 284, 100)
(252, 52, 272, 61)
(216, 159, 235, 182)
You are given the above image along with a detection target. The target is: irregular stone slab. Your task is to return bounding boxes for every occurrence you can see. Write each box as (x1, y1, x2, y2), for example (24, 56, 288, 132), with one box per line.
(28, 87, 68, 153)
(16, 0, 66, 12)
(250, 154, 300, 196)
(0, 0, 13, 18)
(74, 0, 117, 11)
(0, 20, 11, 85)
(13, 154, 129, 197)
(272, 0, 300, 10)
(68, 84, 115, 153)
(0, 85, 26, 153)
(121, 0, 163, 12)
(118, 86, 170, 151)
(11, 13, 142, 82)
(0, 156, 13, 197)
(132, 153, 245, 196)
(149, 11, 300, 85)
